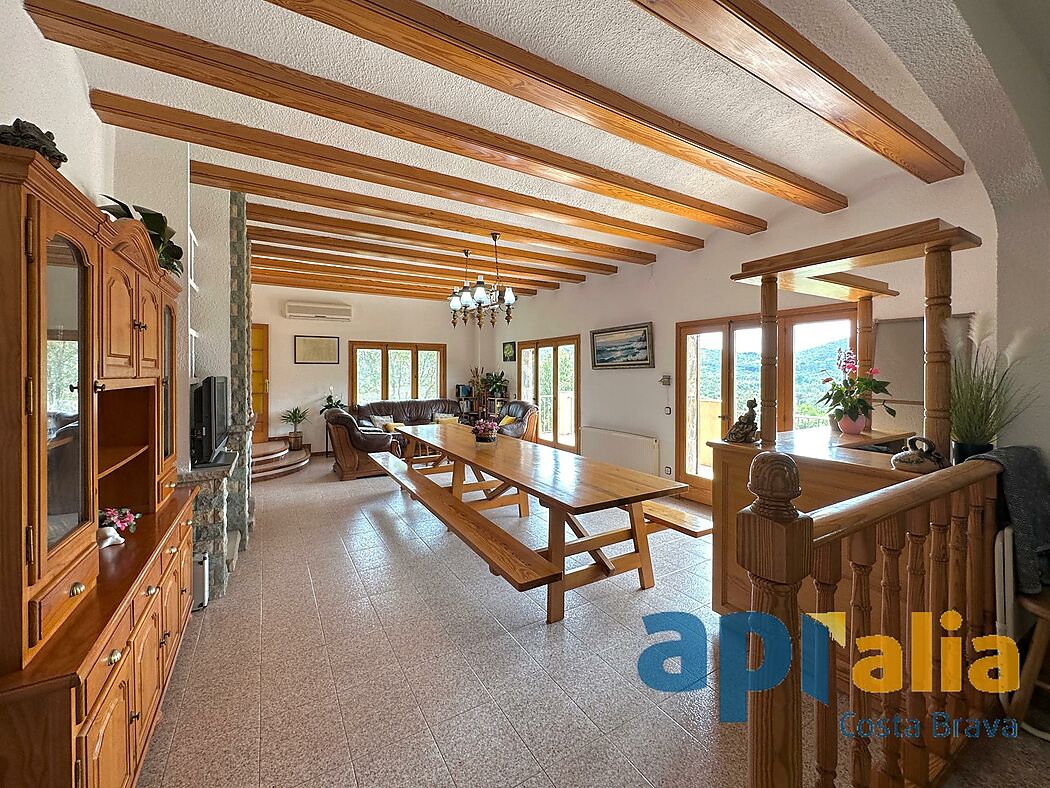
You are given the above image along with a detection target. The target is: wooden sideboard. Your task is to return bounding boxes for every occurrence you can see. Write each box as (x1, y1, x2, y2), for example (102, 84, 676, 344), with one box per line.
(0, 145, 196, 787)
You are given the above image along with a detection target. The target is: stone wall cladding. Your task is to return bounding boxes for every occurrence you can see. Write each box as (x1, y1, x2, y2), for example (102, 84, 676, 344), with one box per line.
(227, 191, 252, 548)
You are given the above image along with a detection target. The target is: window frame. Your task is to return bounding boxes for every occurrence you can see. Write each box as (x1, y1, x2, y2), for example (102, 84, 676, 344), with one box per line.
(348, 341, 447, 404)
(516, 333, 581, 451)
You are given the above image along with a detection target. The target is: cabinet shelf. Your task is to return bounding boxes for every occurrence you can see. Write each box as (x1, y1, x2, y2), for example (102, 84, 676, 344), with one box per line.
(98, 444, 149, 478)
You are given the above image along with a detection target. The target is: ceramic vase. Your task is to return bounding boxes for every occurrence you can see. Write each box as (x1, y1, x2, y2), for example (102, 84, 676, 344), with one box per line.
(837, 414, 867, 435)
(952, 441, 993, 464)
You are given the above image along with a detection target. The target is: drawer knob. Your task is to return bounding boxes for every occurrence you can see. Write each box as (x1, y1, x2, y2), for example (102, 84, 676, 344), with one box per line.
(185, 519, 193, 527)
(145, 585, 158, 597)
(69, 581, 86, 597)
(106, 649, 122, 666)
(129, 711, 140, 724)
(167, 546, 178, 555)
(166, 482, 177, 490)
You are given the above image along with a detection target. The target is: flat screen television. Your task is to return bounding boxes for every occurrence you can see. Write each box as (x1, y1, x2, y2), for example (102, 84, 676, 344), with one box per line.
(190, 376, 229, 466)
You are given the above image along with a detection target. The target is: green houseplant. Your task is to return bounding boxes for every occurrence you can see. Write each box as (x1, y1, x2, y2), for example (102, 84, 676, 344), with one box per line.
(99, 196, 185, 276)
(481, 370, 508, 397)
(320, 388, 346, 415)
(280, 406, 310, 451)
(816, 348, 895, 434)
(946, 313, 1035, 462)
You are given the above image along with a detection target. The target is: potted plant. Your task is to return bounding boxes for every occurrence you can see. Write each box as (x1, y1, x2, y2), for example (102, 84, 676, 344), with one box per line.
(99, 196, 185, 276)
(946, 313, 1035, 463)
(482, 370, 508, 398)
(97, 507, 141, 548)
(320, 387, 346, 415)
(472, 419, 499, 444)
(816, 348, 895, 435)
(280, 406, 310, 451)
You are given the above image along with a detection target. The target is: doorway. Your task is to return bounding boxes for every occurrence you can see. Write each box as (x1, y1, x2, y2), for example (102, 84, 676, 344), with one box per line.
(517, 334, 580, 450)
(250, 323, 269, 443)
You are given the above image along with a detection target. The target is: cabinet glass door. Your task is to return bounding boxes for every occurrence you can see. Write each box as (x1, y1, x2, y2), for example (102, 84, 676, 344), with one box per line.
(44, 237, 90, 550)
(162, 304, 175, 462)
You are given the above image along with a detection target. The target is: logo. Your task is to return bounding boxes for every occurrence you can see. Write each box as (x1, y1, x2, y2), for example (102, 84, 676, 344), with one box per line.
(636, 610, 1019, 725)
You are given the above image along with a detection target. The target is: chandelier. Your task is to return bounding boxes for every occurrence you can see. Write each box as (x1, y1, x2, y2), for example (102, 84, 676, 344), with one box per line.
(449, 232, 516, 328)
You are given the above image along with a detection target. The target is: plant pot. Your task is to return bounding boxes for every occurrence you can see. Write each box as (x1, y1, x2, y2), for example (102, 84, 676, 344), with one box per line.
(288, 431, 303, 451)
(953, 441, 993, 464)
(837, 414, 867, 435)
(474, 434, 497, 443)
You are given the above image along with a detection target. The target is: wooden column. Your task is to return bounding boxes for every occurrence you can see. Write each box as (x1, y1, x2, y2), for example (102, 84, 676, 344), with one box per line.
(737, 452, 812, 788)
(856, 295, 874, 372)
(923, 245, 952, 455)
(760, 275, 778, 447)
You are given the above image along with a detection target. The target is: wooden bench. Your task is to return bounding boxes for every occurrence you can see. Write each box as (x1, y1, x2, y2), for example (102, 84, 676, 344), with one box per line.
(638, 500, 713, 538)
(370, 452, 561, 591)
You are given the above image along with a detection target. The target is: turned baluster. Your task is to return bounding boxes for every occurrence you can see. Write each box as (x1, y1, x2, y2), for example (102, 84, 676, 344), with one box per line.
(903, 505, 931, 786)
(926, 496, 950, 759)
(849, 528, 876, 788)
(965, 482, 986, 716)
(948, 490, 970, 720)
(878, 515, 906, 787)
(982, 476, 999, 660)
(737, 452, 811, 788)
(759, 276, 777, 447)
(813, 543, 842, 788)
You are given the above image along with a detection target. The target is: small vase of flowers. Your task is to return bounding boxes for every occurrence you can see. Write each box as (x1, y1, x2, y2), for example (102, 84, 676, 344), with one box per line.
(472, 419, 499, 443)
(97, 507, 141, 548)
(817, 348, 896, 435)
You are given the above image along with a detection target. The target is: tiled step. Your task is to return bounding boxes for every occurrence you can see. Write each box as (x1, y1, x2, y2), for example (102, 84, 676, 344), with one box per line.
(251, 439, 289, 464)
(251, 449, 310, 481)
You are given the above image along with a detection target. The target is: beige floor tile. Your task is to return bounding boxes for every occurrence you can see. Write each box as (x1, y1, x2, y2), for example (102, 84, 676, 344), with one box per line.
(352, 730, 454, 788)
(260, 696, 351, 787)
(431, 703, 543, 788)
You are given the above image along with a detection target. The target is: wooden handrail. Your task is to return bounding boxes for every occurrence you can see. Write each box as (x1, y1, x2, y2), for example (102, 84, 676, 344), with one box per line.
(810, 460, 1000, 546)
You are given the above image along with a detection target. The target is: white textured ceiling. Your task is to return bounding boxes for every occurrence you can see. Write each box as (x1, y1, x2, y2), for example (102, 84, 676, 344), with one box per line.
(69, 0, 968, 258)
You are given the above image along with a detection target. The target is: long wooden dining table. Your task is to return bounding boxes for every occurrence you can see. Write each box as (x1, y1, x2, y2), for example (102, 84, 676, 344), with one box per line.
(397, 423, 687, 622)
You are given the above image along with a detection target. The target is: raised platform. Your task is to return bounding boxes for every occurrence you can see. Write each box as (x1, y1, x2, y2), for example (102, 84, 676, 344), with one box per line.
(252, 446, 310, 481)
(251, 439, 290, 463)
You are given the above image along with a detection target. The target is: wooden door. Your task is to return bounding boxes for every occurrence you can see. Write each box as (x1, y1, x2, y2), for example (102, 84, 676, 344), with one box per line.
(131, 596, 164, 750)
(78, 650, 136, 788)
(179, 535, 193, 628)
(160, 562, 181, 675)
(101, 253, 138, 379)
(250, 324, 269, 443)
(516, 335, 580, 450)
(137, 275, 162, 376)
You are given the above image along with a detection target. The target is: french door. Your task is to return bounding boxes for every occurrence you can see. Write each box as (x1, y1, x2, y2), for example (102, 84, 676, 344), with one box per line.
(517, 334, 580, 450)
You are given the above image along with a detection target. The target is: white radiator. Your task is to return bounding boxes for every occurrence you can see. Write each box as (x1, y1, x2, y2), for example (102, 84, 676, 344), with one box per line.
(580, 426, 659, 476)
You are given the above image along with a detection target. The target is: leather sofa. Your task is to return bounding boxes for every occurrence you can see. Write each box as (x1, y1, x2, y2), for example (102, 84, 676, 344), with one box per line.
(325, 398, 461, 480)
(495, 400, 539, 441)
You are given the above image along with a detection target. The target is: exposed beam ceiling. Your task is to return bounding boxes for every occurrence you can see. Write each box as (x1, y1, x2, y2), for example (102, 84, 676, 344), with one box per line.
(631, 0, 965, 182)
(192, 162, 654, 264)
(250, 253, 546, 293)
(263, 0, 847, 213)
(246, 203, 615, 275)
(26, 0, 764, 232)
(252, 272, 451, 300)
(90, 90, 707, 249)
(247, 229, 586, 283)
(249, 243, 568, 288)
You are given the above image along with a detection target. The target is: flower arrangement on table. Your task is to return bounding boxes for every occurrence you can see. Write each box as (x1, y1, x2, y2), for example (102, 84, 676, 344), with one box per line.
(816, 348, 895, 435)
(99, 507, 141, 534)
(471, 419, 500, 443)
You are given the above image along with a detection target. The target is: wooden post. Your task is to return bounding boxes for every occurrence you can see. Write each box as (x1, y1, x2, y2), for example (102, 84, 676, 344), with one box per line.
(546, 507, 567, 623)
(737, 452, 811, 788)
(923, 245, 952, 455)
(760, 276, 778, 447)
(856, 295, 874, 372)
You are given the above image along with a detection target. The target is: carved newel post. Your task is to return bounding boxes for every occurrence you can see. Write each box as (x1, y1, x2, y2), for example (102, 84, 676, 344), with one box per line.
(737, 452, 812, 788)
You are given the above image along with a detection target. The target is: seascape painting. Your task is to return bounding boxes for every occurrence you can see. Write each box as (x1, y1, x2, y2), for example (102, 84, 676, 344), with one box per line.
(591, 322, 654, 369)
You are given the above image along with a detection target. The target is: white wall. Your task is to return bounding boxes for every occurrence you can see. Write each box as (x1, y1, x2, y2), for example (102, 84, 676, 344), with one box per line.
(480, 163, 998, 478)
(251, 284, 480, 450)
(0, 1, 112, 198)
(188, 183, 232, 382)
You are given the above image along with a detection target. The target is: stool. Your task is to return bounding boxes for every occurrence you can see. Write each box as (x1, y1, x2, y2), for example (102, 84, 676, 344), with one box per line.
(1010, 589, 1050, 726)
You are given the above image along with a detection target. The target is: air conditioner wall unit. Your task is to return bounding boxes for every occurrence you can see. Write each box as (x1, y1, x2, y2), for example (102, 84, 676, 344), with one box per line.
(283, 301, 353, 322)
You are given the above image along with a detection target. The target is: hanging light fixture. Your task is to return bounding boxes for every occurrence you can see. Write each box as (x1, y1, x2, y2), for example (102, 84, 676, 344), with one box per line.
(449, 233, 517, 328)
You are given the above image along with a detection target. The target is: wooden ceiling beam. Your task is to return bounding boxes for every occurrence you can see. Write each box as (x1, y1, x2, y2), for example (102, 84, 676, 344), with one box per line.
(192, 161, 653, 264)
(90, 90, 706, 250)
(263, 0, 846, 213)
(246, 203, 617, 275)
(253, 272, 450, 301)
(250, 256, 541, 295)
(250, 243, 561, 289)
(27, 0, 762, 232)
(247, 228, 586, 283)
(631, 0, 965, 182)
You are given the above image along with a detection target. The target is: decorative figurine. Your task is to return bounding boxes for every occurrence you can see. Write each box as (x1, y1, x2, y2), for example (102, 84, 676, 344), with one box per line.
(0, 119, 67, 168)
(891, 436, 948, 474)
(725, 399, 761, 444)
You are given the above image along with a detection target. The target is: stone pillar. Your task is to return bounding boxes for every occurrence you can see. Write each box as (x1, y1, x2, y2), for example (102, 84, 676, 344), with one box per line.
(227, 192, 252, 547)
(178, 464, 233, 597)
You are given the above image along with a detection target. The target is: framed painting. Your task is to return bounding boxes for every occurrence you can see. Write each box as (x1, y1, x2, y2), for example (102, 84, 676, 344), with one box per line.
(294, 335, 340, 364)
(502, 341, 517, 362)
(590, 322, 655, 369)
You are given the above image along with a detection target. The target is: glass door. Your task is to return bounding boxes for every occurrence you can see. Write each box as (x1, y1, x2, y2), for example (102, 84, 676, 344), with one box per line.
(518, 335, 580, 449)
(785, 317, 854, 431)
(677, 324, 728, 500)
(732, 325, 763, 436)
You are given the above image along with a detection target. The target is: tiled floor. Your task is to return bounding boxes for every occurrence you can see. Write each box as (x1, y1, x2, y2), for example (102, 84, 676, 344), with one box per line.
(142, 459, 1050, 787)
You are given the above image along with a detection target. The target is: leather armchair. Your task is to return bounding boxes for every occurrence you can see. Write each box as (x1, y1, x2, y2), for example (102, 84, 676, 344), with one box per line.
(496, 400, 539, 441)
(325, 407, 402, 480)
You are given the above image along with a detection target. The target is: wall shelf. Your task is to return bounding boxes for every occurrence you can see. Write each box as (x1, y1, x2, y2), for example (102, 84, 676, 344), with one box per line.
(98, 444, 149, 478)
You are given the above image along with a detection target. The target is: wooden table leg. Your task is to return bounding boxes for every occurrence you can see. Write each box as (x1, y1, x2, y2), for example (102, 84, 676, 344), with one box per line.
(451, 460, 466, 499)
(547, 507, 567, 623)
(404, 436, 416, 464)
(566, 514, 615, 575)
(628, 502, 655, 589)
(517, 488, 531, 517)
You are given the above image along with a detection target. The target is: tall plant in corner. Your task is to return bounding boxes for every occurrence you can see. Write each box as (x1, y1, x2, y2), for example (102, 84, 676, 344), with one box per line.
(99, 196, 184, 276)
(945, 312, 1036, 462)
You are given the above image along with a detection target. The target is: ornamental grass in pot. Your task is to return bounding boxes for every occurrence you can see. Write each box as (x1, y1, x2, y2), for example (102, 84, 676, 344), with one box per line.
(816, 348, 895, 435)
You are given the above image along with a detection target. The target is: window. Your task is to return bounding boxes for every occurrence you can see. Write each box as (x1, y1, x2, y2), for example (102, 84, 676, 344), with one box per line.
(349, 343, 447, 404)
(517, 335, 580, 449)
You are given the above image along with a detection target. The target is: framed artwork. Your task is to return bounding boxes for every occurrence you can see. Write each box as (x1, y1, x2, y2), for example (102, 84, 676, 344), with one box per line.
(590, 322, 655, 369)
(502, 341, 517, 362)
(294, 335, 340, 364)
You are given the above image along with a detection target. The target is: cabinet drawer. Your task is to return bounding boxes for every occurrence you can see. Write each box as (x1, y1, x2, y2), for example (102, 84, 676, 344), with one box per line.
(161, 529, 182, 573)
(157, 467, 177, 508)
(28, 548, 99, 648)
(80, 605, 133, 722)
(132, 558, 163, 624)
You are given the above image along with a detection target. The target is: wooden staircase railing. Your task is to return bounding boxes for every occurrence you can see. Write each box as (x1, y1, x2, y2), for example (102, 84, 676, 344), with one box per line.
(738, 451, 1003, 787)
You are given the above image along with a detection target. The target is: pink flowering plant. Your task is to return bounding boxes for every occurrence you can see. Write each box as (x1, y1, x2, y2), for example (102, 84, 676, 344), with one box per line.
(471, 419, 500, 438)
(816, 348, 896, 422)
(99, 507, 141, 533)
